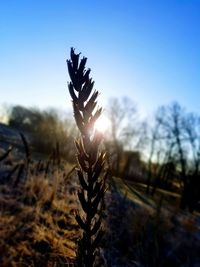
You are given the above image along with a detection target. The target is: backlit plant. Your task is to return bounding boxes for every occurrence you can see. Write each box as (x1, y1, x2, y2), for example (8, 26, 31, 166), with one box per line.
(67, 48, 107, 267)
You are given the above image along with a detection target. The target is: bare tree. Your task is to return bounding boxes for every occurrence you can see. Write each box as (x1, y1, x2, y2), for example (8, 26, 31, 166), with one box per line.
(183, 113, 200, 173)
(146, 122, 160, 194)
(182, 112, 200, 211)
(106, 97, 137, 146)
(151, 102, 200, 210)
(105, 97, 142, 176)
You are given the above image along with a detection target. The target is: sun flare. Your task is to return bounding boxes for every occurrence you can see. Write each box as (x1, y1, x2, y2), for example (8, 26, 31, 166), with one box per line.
(94, 114, 110, 134)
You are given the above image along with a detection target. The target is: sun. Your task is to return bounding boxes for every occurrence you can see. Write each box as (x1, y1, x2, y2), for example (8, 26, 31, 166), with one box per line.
(94, 114, 110, 134)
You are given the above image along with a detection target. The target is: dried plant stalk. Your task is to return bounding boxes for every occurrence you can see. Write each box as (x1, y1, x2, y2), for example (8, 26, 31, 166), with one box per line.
(0, 146, 12, 162)
(67, 48, 107, 267)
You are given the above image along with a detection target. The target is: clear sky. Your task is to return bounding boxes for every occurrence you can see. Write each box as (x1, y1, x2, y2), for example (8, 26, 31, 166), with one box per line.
(0, 0, 199, 118)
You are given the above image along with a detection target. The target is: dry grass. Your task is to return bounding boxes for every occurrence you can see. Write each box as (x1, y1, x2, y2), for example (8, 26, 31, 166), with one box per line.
(0, 159, 79, 267)
(1, 149, 200, 266)
(103, 181, 200, 267)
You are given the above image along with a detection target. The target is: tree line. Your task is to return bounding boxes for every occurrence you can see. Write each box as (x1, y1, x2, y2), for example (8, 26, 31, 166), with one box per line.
(2, 98, 200, 212)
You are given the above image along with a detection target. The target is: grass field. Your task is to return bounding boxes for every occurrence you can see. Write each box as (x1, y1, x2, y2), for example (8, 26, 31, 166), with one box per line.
(0, 123, 200, 266)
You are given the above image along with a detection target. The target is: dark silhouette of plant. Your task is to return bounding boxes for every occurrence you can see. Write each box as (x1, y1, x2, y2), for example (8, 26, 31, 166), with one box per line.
(0, 146, 12, 162)
(6, 133, 29, 186)
(67, 48, 107, 267)
(0, 136, 29, 186)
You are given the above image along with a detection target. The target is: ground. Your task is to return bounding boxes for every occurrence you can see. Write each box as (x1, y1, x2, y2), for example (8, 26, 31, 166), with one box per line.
(0, 123, 200, 266)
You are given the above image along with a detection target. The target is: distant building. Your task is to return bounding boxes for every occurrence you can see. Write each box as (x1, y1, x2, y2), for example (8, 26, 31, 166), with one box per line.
(121, 150, 146, 182)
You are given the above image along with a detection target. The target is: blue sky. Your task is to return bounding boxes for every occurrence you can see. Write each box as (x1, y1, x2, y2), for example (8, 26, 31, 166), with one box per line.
(0, 0, 199, 118)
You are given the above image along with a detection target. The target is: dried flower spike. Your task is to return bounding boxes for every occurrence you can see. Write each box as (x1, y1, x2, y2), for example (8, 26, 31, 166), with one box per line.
(67, 48, 107, 267)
